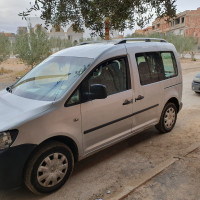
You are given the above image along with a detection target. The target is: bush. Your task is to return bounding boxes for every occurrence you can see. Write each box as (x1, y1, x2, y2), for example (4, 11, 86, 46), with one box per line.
(49, 38, 72, 52)
(127, 32, 197, 56)
(0, 33, 11, 63)
(0, 67, 13, 74)
(14, 26, 51, 68)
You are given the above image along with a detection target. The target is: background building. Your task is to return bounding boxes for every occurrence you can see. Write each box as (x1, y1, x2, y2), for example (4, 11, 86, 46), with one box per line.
(135, 7, 200, 41)
(27, 17, 84, 43)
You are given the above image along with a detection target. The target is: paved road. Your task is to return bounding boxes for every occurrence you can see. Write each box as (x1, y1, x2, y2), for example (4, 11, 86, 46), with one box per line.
(0, 63, 200, 200)
(124, 147, 200, 200)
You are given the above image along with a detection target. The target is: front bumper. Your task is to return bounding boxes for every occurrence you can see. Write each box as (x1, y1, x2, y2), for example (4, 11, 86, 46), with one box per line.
(192, 81, 200, 92)
(0, 144, 36, 190)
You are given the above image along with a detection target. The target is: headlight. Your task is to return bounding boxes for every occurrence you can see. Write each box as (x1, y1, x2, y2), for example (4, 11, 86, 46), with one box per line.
(0, 130, 18, 150)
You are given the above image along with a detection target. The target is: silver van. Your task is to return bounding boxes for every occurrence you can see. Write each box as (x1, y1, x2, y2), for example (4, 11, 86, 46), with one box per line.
(0, 38, 182, 194)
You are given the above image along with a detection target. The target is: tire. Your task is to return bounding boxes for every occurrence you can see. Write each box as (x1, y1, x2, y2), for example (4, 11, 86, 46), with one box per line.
(24, 141, 74, 194)
(195, 91, 200, 94)
(155, 102, 177, 134)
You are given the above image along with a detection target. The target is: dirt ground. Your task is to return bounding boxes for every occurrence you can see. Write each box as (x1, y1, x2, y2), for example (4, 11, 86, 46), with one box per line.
(0, 58, 28, 84)
(0, 58, 200, 200)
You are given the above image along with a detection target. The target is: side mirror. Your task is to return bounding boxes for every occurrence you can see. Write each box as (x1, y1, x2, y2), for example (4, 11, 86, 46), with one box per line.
(84, 84, 107, 100)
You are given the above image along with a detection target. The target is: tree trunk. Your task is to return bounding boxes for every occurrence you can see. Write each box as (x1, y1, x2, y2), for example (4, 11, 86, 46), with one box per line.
(105, 17, 109, 40)
(190, 51, 195, 60)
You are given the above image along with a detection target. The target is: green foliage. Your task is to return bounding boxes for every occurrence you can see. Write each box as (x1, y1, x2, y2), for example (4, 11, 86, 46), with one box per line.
(14, 27, 51, 68)
(164, 34, 196, 54)
(19, 0, 177, 38)
(127, 32, 197, 55)
(127, 32, 162, 39)
(79, 37, 102, 43)
(0, 33, 11, 63)
(49, 37, 72, 52)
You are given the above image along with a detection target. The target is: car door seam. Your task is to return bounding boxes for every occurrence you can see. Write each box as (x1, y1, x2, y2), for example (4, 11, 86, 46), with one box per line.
(84, 104, 159, 134)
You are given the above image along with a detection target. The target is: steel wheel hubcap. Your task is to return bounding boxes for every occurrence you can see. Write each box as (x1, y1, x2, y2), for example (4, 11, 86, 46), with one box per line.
(37, 153, 68, 187)
(164, 107, 175, 129)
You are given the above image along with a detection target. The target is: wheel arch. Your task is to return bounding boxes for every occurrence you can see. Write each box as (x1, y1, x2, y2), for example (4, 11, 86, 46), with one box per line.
(38, 136, 79, 162)
(166, 97, 180, 113)
(23, 135, 79, 176)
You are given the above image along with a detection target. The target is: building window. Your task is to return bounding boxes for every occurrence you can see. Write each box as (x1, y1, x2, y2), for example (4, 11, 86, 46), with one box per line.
(182, 17, 185, 23)
(175, 18, 180, 25)
(157, 24, 160, 28)
(152, 26, 155, 30)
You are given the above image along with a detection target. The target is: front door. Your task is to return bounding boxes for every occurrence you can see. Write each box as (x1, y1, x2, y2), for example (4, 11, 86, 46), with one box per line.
(81, 57, 133, 154)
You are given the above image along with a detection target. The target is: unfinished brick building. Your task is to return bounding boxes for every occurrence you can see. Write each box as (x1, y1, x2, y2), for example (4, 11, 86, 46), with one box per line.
(135, 7, 200, 40)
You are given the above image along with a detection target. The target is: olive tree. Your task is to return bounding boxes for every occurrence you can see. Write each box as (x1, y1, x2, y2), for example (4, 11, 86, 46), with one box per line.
(14, 26, 51, 68)
(19, 0, 177, 38)
(0, 33, 11, 63)
(49, 37, 72, 52)
(127, 32, 197, 58)
(165, 34, 196, 57)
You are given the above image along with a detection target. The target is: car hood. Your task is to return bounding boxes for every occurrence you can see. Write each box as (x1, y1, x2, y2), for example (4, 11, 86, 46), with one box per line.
(196, 73, 200, 78)
(0, 89, 53, 132)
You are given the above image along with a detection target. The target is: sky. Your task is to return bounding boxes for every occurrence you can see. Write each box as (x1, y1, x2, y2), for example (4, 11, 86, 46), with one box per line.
(0, 0, 200, 36)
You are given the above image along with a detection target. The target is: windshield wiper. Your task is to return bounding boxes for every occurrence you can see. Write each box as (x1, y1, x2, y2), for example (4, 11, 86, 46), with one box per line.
(13, 73, 71, 88)
(6, 86, 12, 93)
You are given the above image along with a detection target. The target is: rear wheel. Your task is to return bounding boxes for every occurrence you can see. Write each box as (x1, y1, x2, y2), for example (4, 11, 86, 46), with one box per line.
(24, 141, 74, 194)
(155, 102, 177, 133)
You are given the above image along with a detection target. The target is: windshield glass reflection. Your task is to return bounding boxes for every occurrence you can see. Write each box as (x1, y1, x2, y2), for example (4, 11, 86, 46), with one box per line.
(11, 56, 93, 101)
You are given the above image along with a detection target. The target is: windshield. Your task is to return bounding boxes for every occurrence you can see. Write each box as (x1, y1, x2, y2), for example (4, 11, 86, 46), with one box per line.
(10, 56, 94, 101)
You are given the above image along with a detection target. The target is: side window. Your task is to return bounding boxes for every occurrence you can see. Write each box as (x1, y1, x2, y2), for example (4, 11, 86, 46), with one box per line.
(65, 89, 80, 107)
(146, 52, 165, 82)
(136, 54, 151, 85)
(81, 57, 131, 101)
(161, 52, 178, 78)
(136, 51, 177, 86)
(136, 52, 164, 85)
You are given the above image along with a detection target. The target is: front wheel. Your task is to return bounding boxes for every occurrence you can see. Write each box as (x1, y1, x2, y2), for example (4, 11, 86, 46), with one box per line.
(155, 102, 177, 133)
(24, 141, 74, 194)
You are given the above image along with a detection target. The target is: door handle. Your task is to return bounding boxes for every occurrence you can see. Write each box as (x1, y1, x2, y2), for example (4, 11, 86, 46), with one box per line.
(135, 95, 144, 102)
(123, 99, 133, 105)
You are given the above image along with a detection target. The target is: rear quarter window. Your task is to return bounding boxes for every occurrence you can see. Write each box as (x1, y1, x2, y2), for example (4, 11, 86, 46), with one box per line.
(161, 52, 178, 79)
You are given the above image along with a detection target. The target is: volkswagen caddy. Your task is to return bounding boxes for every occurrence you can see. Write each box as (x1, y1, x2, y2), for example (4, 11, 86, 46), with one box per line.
(0, 38, 182, 194)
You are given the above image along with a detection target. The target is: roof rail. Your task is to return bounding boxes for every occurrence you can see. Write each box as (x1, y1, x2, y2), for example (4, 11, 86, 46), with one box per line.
(116, 38, 167, 44)
(78, 41, 102, 46)
(77, 38, 167, 46)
